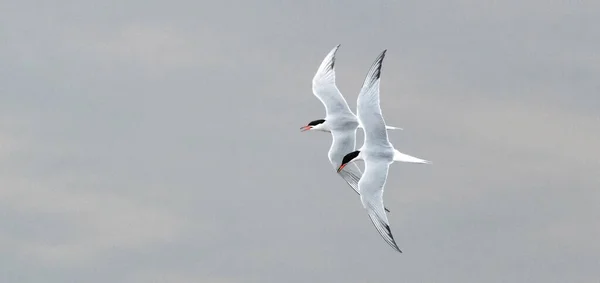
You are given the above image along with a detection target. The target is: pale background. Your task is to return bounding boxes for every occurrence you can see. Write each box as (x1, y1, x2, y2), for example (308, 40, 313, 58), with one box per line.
(1, 1, 599, 282)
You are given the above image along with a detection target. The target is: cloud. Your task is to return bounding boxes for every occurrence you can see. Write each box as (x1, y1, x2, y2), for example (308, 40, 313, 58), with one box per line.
(57, 23, 275, 77)
(1, 0, 599, 282)
(0, 174, 184, 266)
(125, 270, 241, 283)
(52, 24, 216, 76)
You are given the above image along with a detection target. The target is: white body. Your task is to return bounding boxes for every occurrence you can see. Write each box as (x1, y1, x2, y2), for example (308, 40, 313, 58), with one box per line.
(348, 50, 430, 253)
(309, 45, 401, 207)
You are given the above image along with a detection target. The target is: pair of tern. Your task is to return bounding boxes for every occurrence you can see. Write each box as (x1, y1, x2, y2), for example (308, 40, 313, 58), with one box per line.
(300, 45, 431, 253)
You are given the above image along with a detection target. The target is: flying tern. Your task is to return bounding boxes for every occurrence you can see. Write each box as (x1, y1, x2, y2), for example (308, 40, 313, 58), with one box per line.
(300, 45, 401, 212)
(336, 50, 430, 253)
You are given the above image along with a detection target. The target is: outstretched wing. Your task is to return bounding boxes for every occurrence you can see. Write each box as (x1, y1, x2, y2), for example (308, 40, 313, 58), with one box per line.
(339, 163, 391, 212)
(338, 162, 362, 196)
(359, 159, 401, 253)
(312, 45, 354, 117)
(356, 50, 391, 148)
(330, 128, 361, 195)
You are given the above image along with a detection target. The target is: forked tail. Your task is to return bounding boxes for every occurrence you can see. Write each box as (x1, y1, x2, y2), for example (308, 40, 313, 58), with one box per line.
(385, 125, 403, 130)
(358, 125, 403, 131)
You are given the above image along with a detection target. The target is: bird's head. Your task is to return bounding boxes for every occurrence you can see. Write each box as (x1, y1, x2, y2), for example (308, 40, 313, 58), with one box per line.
(300, 119, 328, 132)
(337, 150, 361, 172)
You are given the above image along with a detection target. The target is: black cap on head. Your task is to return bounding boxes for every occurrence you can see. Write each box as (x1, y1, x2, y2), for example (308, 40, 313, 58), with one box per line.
(308, 119, 325, 126)
(340, 150, 360, 166)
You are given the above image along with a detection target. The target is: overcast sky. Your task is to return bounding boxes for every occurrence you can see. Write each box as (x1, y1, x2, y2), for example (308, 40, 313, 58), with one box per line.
(1, 0, 599, 282)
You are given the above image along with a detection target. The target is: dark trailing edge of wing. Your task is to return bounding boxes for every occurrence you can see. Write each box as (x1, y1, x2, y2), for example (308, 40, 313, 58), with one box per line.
(326, 44, 340, 73)
(366, 209, 402, 253)
(363, 49, 387, 89)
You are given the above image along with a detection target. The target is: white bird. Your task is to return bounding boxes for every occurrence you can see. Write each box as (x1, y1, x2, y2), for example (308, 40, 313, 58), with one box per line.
(300, 45, 401, 212)
(336, 50, 430, 253)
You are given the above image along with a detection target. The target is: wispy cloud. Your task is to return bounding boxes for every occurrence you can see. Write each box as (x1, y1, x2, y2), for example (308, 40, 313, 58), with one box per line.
(0, 175, 184, 266)
(1, 0, 599, 282)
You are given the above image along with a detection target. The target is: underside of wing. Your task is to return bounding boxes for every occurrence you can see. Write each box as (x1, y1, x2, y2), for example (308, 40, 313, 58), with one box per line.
(338, 163, 362, 196)
(312, 45, 353, 117)
(339, 165, 391, 212)
(330, 129, 362, 195)
(364, 202, 401, 252)
(359, 160, 401, 252)
(330, 129, 391, 213)
(356, 50, 390, 147)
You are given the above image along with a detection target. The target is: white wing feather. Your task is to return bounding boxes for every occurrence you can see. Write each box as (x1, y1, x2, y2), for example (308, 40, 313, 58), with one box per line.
(357, 50, 391, 148)
(360, 160, 401, 252)
(312, 45, 354, 117)
(356, 50, 401, 252)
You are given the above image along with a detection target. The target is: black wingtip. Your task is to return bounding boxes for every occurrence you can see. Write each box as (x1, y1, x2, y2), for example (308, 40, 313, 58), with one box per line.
(329, 58, 335, 71)
(366, 206, 402, 253)
(384, 223, 403, 253)
(364, 49, 387, 87)
(373, 49, 387, 81)
(329, 45, 341, 71)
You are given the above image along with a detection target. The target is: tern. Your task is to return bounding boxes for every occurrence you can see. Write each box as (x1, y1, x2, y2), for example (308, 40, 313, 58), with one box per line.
(336, 50, 430, 253)
(300, 45, 401, 212)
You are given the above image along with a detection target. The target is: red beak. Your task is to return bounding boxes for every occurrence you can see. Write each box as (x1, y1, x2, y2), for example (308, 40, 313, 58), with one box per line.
(300, 126, 311, 132)
(337, 164, 346, 173)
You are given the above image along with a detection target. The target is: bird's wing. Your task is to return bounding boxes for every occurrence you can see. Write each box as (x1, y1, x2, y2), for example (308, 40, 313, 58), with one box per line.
(338, 162, 362, 196)
(359, 159, 401, 253)
(331, 129, 391, 212)
(312, 45, 354, 117)
(330, 128, 361, 195)
(356, 50, 390, 148)
(339, 163, 391, 213)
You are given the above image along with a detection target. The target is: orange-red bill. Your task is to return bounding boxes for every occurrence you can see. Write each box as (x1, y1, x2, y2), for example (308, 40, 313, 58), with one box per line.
(337, 164, 346, 173)
(300, 126, 311, 132)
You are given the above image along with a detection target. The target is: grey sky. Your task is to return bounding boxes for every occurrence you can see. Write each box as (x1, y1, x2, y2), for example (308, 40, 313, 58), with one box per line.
(1, 0, 599, 282)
